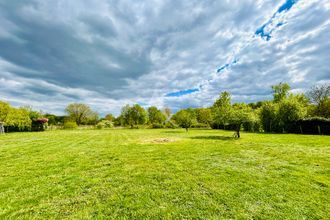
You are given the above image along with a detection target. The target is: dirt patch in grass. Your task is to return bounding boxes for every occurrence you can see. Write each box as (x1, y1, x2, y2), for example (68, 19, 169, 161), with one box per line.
(143, 138, 177, 144)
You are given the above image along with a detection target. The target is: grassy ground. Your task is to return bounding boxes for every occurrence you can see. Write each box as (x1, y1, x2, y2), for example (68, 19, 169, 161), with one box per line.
(0, 129, 329, 219)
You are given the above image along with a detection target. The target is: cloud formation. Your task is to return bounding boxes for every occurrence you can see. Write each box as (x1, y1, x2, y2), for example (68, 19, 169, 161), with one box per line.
(0, 0, 329, 115)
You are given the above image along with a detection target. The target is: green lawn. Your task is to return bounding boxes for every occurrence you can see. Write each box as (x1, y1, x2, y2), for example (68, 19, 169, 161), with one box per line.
(0, 129, 329, 219)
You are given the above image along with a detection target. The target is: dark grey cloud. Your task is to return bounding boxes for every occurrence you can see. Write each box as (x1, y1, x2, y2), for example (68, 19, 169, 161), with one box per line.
(0, 0, 329, 115)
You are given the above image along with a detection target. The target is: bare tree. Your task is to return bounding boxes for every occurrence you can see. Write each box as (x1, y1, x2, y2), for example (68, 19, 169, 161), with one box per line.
(307, 84, 330, 105)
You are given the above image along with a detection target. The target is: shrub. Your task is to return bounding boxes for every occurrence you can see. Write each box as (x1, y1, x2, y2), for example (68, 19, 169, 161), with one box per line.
(165, 121, 178, 129)
(63, 121, 78, 129)
(288, 117, 330, 135)
(151, 123, 165, 129)
(96, 120, 114, 129)
(191, 123, 210, 128)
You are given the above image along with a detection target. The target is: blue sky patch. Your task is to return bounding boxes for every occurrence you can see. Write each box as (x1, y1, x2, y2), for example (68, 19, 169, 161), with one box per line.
(166, 88, 200, 97)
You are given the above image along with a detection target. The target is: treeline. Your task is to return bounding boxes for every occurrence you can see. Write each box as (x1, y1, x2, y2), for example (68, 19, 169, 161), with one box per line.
(0, 83, 329, 136)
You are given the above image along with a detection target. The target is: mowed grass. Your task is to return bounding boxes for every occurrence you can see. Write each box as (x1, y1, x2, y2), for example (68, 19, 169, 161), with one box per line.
(0, 129, 329, 219)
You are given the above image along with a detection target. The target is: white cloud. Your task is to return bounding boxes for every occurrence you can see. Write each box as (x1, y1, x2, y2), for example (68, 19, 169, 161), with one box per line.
(0, 0, 329, 115)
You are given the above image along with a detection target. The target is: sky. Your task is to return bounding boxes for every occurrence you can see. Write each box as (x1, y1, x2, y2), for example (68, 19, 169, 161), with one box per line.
(0, 0, 329, 116)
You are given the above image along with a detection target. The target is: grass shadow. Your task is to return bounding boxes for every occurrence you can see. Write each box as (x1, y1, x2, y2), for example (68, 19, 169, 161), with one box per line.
(190, 135, 236, 140)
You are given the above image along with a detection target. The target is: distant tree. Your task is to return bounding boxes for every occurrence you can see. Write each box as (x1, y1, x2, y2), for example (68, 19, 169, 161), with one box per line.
(259, 101, 278, 132)
(104, 113, 115, 122)
(248, 101, 264, 109)
(228, 104, 250, 138)
(65, 103, 99, 125)
(213, 91, 231, 108)
(307, 84, 330, 118)
(147, 106, 166, 125)
(121, 104, 147, 128)
(21, 106, 43, 121)
(277, 94, 307, 132)
(317, 98, 330, 118)
(163, 108, 171, 119)
(0, 101, 11, 133)
(196, 108, 212, 126)
(272, 82, 290, 102)
(172, 109, 196, 131)
(212, 91, 232, 129)
(0, 101, 11, 123)
(307, 84, 330, 105)
(44, 114, 57, 125)
(5, 108, 31, 131)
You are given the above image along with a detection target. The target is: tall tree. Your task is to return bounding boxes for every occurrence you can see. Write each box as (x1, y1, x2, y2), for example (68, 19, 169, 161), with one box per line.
(104, 113, 115, 122)
(121, 104, 147, 128)
(65, 103, 98, 125)
(0, 101, 11, 133)
(196, 108, 212, 126)
(172, 109, 196, 131)
(272, 82, 290, 102)
(147, 106, 166, 125)
(163, 108, 171, 120)
(228, 104, 250, 138)
(212, 91, 232, 129)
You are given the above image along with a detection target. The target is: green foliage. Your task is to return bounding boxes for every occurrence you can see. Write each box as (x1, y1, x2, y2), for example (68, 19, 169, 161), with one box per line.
(0, 101, 10, 122)
(96, 120, 114, 129)
(277, 94, 307, 132)
(163, 108, 171, 119)
(212, 91, 232, 129)
(227, 103, 251, 138)
(172, 109, 197, 131)
(63, 121, 78, 129)
(21, 106, 43, 121)
(147, 106, 166, 125)
(5, 108, 32, 131)
(104, 113, 115, 122)
(120, 104, 147, 128)
(164, 120, 178, 129)
(312, 97, 330, 118)
(65, 103, 99, 125)
(242, 109, 261, 132)
(196, 108, 212, 126)
(150, 123, 165, 129)
(259, 101, 278, 132)
(213, 91, 231, 108)
(272, 82, 291, 102)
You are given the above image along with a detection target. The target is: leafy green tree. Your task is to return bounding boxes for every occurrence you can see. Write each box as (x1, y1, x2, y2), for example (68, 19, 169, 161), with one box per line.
(196, 108, 212, 126)
(213, 91, 231, 108)
(121, 104, 147, 128)
(172, 109, 196, 131)
(0, 101, 11, 123)
(259, 101, 278, 132)
(277, 94, 307, 132)
(163, 108, 171, 120)
(212, 91, 232, 129)
(272, 82, 290, 102)
(147, 106, 166, 125)
(5, 108, 31, 131)
(21, 106, 43, 121)
(0, 101, 11, 133)
(65, 103, 99, 125)
(228, 103, 251, 138)
(104, 113, 115, 122)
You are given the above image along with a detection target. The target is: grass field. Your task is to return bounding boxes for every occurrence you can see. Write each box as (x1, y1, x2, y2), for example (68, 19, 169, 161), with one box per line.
(0, 129, 329, 219)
